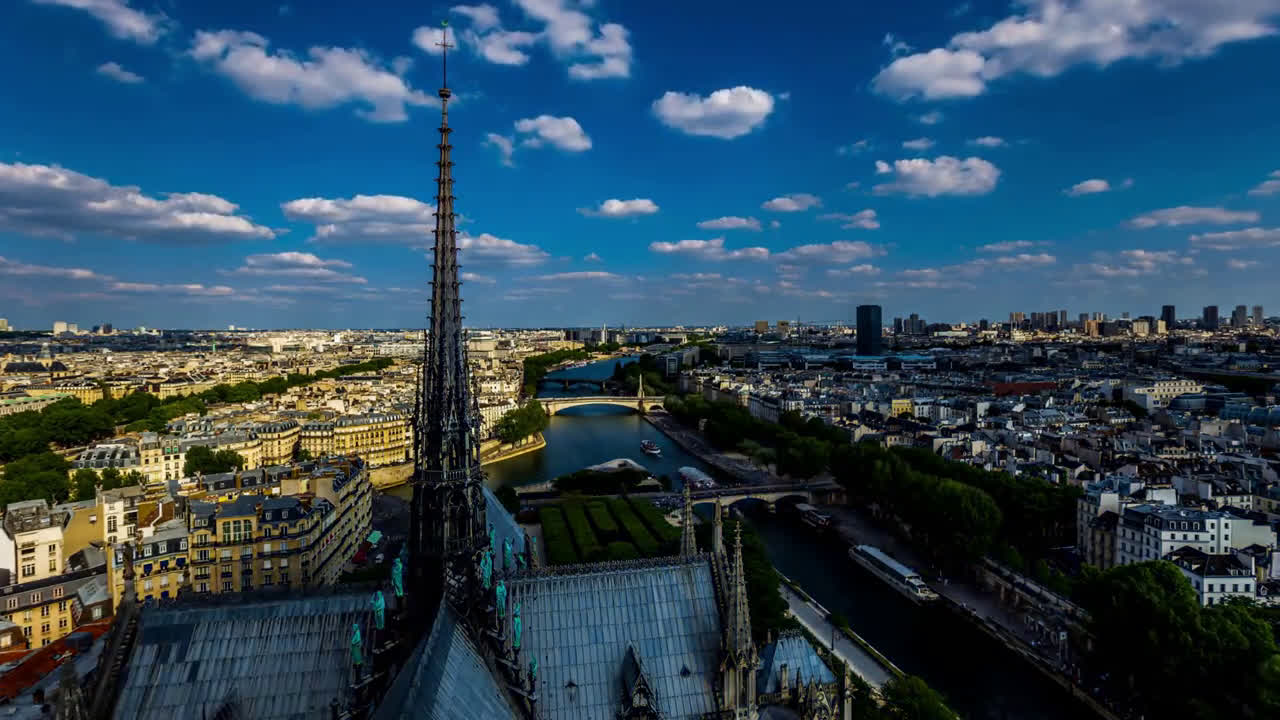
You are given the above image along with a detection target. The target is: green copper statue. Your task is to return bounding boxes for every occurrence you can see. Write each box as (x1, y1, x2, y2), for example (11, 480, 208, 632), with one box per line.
(495, 580, 507, 618)
(512, 602, 523, 649)
(488, 522, 495, 550)
(372, 591, 386, 630)
(503, 537, 514, 571)
(350, 623, 363, 666)
(391, 557, 404, 598)
(529, 657, 538, 685)
(480, 549, 493, 590)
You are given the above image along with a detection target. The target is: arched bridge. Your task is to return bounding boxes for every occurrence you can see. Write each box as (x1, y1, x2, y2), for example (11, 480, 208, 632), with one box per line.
(690, 479, 845, 511)
(539, 395, 667, 415)
(539, 376, 608, 390)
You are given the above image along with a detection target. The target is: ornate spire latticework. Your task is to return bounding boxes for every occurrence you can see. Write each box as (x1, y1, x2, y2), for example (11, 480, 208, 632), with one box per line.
(409, 25, 488, 613)
(720, 522, 758, 719)
(727, 523, 752, 656)
(680, 485, 697, 558)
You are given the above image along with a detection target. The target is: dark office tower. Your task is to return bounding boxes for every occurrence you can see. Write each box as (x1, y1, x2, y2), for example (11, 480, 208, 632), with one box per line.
(1203, 305, 1219, 330)
(1161, 305, 1175, 330)
(908, 313, 921, 335)
(1078, 313, 1089, 327)
(1059, 310, 1067, 328)
(893, 317, 903, 335)
(1253, 305, 1264, 325)
(1232, 305, 1248, 328)
(856, 305, 882, 356)
(979, 319, 990, 331)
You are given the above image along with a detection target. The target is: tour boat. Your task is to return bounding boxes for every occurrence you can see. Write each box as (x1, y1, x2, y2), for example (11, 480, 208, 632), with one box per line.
(677, 466, 717, 490)
(794, 503, 832, 531)
(848, 544, 939, 604)
(640, 440, 662, 456)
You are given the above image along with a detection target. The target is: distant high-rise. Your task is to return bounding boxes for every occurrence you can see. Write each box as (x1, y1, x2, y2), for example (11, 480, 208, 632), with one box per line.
(893, 317, 904, 335)
(1203, 305, 1219, 330)
(1078, 313, 1088, 327)
(1253, 305, 1264, 325)
(52, 320, 68, 335)
(753, 320, 768, 334)
(777, 320, 791, 337)
(856, 305, 882, 356)
(1232, 305, 1248, 328)
(0, 318, 9, 331)
(1161, 305, 1176, 330)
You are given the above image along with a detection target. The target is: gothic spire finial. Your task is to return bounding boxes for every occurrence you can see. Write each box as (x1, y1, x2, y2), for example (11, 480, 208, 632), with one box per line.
(680, 484, 696, 557)
(437, 21, 453, 102)
(728, 521, 753, 655)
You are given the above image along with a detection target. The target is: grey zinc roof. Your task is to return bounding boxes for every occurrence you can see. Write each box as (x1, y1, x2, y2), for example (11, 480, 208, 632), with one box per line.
(507, 556, 723, 720)
(374, 603, 518, 720)
(113, 592, 373, 720)
(756, 631, 836, 695)
(483, 486, 525, 571)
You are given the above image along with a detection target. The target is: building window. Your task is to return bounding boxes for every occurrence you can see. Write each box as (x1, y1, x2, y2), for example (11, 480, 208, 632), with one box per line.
(21, 564, 35, 578)
(143, 579, 152, 591)
(29, 593, 40, 604)
(40, 623, 49, 634)
(92, 607, 102, 620)
(108, 517, 118, 533)
(40, 606, 49, 618)
(58, 601, 67, 612)
(4, 599, 15, 610)
(143, 546, 152, 557)
(48, 559, 57, 573)
(157, 541, 167, 554)
(47, 545, 56, 556)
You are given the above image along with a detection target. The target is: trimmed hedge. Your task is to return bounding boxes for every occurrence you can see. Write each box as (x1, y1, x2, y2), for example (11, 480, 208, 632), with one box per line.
(606, 541, 640, 561)
(607, 498, 660, 557)
(625, 496, 681, 548)
(586, 501, 620, 541)
(563, 502, 606, 563)
(538, 506, 578, 566)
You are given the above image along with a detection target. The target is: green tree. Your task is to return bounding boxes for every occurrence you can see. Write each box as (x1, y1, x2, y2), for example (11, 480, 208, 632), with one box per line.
(0, 452, 72, 505)
(73, 468, 100, 501)
(296, 448, 315, 462)
(100, 467, 123, 490)
(0, 426, 51, 462)
(495, 401, 550, 445)
(183, 446, 247, 476)
(881, 675, 956, 720)
(39, 400, 114, 447)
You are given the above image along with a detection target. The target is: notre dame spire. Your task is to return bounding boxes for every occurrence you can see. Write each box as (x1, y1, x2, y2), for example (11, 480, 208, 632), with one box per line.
(409, 22, 487, 612)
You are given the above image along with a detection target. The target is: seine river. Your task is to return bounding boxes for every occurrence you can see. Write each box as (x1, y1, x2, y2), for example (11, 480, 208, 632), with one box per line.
(440, 358, 1083, 719)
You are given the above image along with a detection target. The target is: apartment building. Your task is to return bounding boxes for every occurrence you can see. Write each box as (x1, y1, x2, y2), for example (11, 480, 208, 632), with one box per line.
(186, 456, 371, 595)
(1168, 547, 1258, 606)
(1114, 505, 1275, 566)
(256, 419, 301, 465)
(72, 442, 142, 476)
(0, 501, 68, 585)
(20, 383, 105, 405)
(105, 522, 188, 608)
(138, 432, 186, 484)
(0, 553, 110, 650)
(1123, 377, 1203, 411)
(299, 412, 410, 467)
(98, 486, 144, 546)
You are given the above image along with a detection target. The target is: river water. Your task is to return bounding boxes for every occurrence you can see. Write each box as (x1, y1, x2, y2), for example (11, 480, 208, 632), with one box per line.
(424, 358, 1080, 718)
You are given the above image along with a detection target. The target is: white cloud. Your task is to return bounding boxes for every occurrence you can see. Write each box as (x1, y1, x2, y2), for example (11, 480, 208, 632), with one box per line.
(1227, 259, 1259, 270)
(697, 216, 762, 231)
(993, 252, 1056, 266)
(826, 264, 881, 277)
(458, 232, 550, 266)
(583, 252, 602, 262)
(514, 115, 592, 151)
(483, 133, 515, 166)
(872, 156, 1000, 197)
(1130, 206, 1260, 228)
(34, 0, 165, 44)
(775, 240, 886, 264)
(422, 0, 633, 79)
(226, 252, 365, 283)
(916, 110, 944, 125)
(769, 220, 781, 229)
(1248, 170, 1280, 196)
(902, 137, 936, 151)
(1069, 248, 1192, 278)
(761, 193, 822, 212)
(0, 161, 274, 243)
(1065, 178, 1111, 196)
(873, 0, 1280, 101)
(968, 136, 1006, 147)
(652, 87, 775, 139)
(978, 240, 1036, 252)
(578, 198, 659, 218)
(282, 193, 435, 244)
(837, 140, 871, 156)
(190, 29, 434, 123)
(0, 255, 110, 282)
(461, 271, 496, 284)
(648, 237, 770, 261)
(96, 61, 144, 84)
(533, 271, 623, 281)
(818, 210, 880, 230)
(883, 33, 914, 56)
(1189, 227, 1280, 250)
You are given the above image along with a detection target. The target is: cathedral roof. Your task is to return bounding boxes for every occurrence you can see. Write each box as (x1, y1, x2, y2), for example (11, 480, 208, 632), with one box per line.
(113, 592, 373, 719)
(483, 485, 526, 569)
(507, 555, 723, 719)
(756, 631, 836, 696)
(374, 603, 517, 720)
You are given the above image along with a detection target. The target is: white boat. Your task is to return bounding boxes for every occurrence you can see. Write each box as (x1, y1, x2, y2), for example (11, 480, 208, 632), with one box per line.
(794, 503, 832, 531)
(677, 466, 716, 490)
(848, 544, 939, 604)
(640, 440, 661, 456)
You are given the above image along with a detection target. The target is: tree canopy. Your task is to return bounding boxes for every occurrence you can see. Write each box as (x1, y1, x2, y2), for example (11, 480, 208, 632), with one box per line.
(495, 401, 550, 445)
(183, 446, 247, 476)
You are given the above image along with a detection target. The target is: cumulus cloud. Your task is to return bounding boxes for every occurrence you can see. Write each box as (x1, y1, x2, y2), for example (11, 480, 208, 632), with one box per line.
(483, 133, 515, 166)
(873, 0, 1280, 101)
(652, 87, 776, 139)
(978, 240, 1037, 252)
(461, 271, 496, 284)
(34, 0, 166, 44)
(457, 232, 550, 266)
(226, 252, 365, 283)
(697, 216, 762, 231)
(190, 29, 435, 123)
(514, 115, 592, 151)
(1065, 178, 1111, 196)
(916, 110, 944, 125)
(775, 241, 886, 264)
(968, 136, 1006, 147)
(1248, 170, 1280, 196)
(902, 137, 936, 151)
(826, 264, 881, 278)
(818, 210, 880, 230)
(837, 140, 871, 155)
(1129, 206, 1260, 228)
(419, 1, 633, 79)
(1068, 248, 1192, 279)
(1189, 227, 1280, 250)
(648, 237, 770, 261)
(1227, 259, 1259, 270)
(0, 161, 274, 244)
(993, 252, 1056, 266)
(533, 271, 624, 281)
(583, 252, 602, 262)
(282, 193, 435, 244)
(761, 193, 822, 212)
(872, 156, 1000, 197)
(0, 255, 110, 282)
(578, 198, 658, 218)
(96, 61, 144, 84)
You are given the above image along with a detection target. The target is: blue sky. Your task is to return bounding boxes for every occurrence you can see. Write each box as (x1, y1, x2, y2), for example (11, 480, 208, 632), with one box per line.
(2, 0, 1279, 330)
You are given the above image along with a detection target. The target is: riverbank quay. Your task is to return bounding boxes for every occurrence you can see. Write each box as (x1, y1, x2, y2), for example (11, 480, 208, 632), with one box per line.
(778, 578, 896, 688)
(370, 432, 547, 491)
(644, 411, 776, 484)
(822, 505, 1122, 720)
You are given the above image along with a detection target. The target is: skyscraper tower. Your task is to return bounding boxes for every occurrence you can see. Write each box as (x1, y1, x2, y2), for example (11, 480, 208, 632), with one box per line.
(1202, 305, 1219, 330)
(409, 30, 488, 612)
(1161, 305, 1176, 330)
(856, 305, 882, 355)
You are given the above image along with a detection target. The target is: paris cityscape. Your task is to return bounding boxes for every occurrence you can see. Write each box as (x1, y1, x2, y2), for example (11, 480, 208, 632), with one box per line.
(3, 1, 1280, 719)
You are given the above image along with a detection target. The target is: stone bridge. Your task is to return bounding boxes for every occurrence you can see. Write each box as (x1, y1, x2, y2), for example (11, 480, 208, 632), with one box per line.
(539, 376, 609, 390)
(690, 480, 845, 511)
(538, 395, 667, 415)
